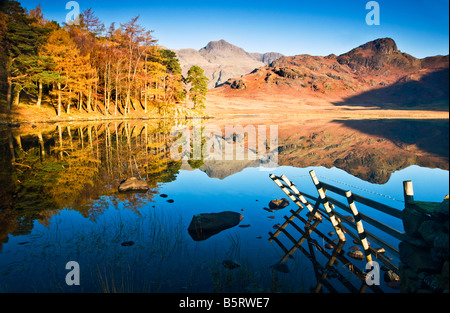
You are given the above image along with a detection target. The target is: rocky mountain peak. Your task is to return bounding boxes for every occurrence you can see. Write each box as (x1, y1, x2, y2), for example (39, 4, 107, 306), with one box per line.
(176, 40, 283, 88)
(200, 40, 246, 54)
(336, 37, 420, 71)
(359, 37, 398, 55)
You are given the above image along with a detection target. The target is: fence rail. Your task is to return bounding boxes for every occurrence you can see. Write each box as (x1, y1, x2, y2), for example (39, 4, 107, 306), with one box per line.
(268, 170, 406, 293)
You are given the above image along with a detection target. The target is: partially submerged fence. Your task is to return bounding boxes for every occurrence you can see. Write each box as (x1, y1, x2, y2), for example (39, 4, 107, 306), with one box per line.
(268, 170, 407, 293)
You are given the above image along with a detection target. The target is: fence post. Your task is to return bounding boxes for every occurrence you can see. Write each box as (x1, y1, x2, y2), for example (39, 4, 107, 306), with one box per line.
(403, 181, 414, 207)
(345, 190, 372, 263)
(309, 170, 346, 242)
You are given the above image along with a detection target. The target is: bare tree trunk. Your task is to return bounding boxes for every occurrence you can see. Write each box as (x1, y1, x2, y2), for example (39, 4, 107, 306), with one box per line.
(125, 87, 130, 115)
(94, 80, 98, 113)
(88, 85, 92, 113)
(67, 88, 72, 114)
(6, 61, 12, 111)
(144, 54, 148, 113)
(37, 81, 43, 108)
(115, 90, 118, 116)
(79, 91, 83, 112)
(58, 124, 63, 159)
(105, 62, 110, 115)
(57, 82, 62, 117)
(14, 87, 21, 106)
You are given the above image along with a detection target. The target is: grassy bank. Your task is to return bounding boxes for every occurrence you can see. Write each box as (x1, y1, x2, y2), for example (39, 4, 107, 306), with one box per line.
(0, 100, 209, 125)
(1, 95, 449, 125)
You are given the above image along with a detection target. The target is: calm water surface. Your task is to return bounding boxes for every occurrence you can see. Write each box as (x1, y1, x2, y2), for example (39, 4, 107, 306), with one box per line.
(0, 117, 448, 293)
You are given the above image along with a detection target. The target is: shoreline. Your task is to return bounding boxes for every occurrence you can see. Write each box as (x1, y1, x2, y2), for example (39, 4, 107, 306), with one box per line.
(0, 101, 448, 125)
(206, 110, 450, 120)
(1, 110, 448, 125)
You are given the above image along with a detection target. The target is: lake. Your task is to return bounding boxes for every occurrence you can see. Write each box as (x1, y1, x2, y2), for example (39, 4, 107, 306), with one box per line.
(0, 117, 448, 293)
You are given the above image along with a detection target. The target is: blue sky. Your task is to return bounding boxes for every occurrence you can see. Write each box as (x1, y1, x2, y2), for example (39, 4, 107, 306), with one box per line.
(18, 0, 449, 58)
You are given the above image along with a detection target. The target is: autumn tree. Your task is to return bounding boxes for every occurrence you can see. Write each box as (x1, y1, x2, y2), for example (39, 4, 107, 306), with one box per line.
(0, 2, 188, 118)
(0, 11, 9, 100)
(40, 29, 95, 116)
(120, 16, 156, 115)
(186, 65, 208, 109)
(160, 49, 185, 104)
(0, 0, 51, 110)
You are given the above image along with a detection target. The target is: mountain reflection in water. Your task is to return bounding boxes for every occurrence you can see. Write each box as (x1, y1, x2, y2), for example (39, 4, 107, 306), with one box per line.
(0, 117, 448, 292)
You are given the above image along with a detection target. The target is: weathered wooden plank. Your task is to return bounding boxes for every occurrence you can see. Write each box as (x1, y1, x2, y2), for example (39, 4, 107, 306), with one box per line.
(309, 170, 347, 242)
(346, 190, 372, 263)
(320, 206, 400, 258)
(324, 193, 405, 242)
(320, 181, 403, 219)
(403, 180, 414, 205)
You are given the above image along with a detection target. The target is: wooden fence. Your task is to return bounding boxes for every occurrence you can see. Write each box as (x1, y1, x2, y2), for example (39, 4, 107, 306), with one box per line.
(268, 170, 407, 293)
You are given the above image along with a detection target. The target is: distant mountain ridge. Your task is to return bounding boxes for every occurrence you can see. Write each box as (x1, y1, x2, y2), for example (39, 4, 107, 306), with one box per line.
(216, 38, 449, 108)
(174, 40, 283, 88)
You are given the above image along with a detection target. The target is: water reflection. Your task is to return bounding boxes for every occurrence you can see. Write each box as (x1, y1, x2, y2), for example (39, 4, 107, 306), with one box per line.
(1, 118, 448, 246)
(274, 118, 448, 184)
(0, 117, 448, 292)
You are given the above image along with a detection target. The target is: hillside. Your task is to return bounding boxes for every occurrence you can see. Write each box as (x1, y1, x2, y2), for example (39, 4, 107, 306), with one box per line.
(211, 38, 449, 110)
(175, 40, 283, 88)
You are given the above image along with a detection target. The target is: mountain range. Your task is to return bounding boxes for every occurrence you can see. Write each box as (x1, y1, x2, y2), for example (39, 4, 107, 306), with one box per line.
(213, 38, 449, 108)
(174, 40, 283, 88)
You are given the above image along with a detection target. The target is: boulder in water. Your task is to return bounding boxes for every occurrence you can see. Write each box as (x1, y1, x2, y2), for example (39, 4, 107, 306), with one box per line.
(118, 177, 149, 193)
(268, 198, 289, 210)
(188, 211, 243, 241)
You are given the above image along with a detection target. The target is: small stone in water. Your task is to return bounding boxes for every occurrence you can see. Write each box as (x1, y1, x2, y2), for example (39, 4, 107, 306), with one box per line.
(375, 247, 386, 254)
(347, 250, 364, 260)
(269, 198, 289, 210)
(324, 243, 334, 249)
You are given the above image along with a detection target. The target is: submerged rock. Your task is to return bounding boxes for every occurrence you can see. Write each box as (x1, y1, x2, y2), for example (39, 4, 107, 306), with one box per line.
(324, 243, 334, 249)
(384, 270, 401, 289)
(118, 177, 149, 193)
(188, 211, 243, 241)
(347, 250, 364, 260)
(268, 198, 290, 210)
(375, 247, 385, 254)
(343, 215, 355, 223)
